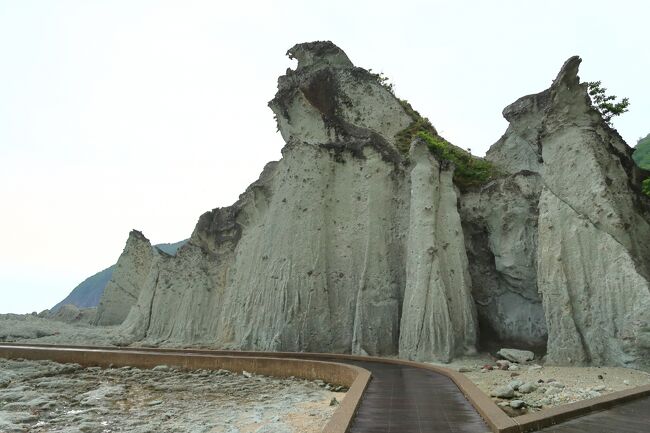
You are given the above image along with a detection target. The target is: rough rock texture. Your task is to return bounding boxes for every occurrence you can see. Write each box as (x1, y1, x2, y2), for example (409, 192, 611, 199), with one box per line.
(117, 41, 477, 362)
(485, 56, 650, 369)
(399, 141, 477, 362)
(94, 230, 155, 326)
(460, 172, 547, 351)
(86, 43, 650, 369)
(49, 304, 96, 325)
(52, 239, 186, 313)
(0, 358, 341, 433)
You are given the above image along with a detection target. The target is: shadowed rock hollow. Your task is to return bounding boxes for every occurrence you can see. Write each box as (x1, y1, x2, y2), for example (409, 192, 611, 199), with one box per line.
(87, 42, 650, 369)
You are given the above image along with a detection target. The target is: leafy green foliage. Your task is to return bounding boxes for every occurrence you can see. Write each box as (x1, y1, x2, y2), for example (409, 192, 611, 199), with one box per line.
(633, 134, 650, 170)
(373, 70, 497, 189)
(368, 69, 395, 94)
(637, 177, 650, 197)
(633, 134, 650, 198)
(394, 99, 438, 154)
(416, 131, 499, 189)
(587, 81, 630, 125)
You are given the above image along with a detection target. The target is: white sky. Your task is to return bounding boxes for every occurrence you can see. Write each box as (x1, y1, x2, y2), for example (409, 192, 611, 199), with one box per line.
(1, 0, 648, 313)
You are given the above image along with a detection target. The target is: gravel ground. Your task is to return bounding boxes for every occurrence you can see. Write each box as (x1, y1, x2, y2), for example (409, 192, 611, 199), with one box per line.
(0, 358, 345, 433)
(429, 353, 650, 416)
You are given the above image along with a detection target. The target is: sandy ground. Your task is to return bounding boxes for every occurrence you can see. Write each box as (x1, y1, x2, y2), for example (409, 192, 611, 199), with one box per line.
(429, 353, 650, 416)
(0, 358, 345, 433)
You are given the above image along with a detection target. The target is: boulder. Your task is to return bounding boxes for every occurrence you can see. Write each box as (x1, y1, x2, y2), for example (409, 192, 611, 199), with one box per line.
(497, 348, 535, 363)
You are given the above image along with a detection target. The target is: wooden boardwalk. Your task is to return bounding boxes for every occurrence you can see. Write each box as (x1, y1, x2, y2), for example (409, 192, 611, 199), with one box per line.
(340, 360, 490, 433)
(537, 395, 650, 433)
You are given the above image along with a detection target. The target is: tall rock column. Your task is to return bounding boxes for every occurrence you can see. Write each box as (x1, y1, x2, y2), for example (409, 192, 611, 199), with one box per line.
(399, 140, 477, 362)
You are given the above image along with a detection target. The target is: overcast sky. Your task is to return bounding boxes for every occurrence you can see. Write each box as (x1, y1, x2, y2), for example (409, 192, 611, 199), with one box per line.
(1, 0, 648, 313)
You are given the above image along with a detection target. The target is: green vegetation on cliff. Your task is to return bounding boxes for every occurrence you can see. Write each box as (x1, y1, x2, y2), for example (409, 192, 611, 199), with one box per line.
(372, 71, 499, 189)
(633, 134, 650, 169)
(633, 134, 650, 196)
(416, 131, 499, 189)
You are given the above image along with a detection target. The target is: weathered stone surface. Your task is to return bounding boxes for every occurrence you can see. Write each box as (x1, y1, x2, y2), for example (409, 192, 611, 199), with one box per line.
(399, 140, 477, 362)
(498, 348, 535, 364)
(82, 43, 650, 370)
(460, 172, 547, 351)
(487, 56, 650, 370)
(118, 41, 477, 362)
(490, 385, 515, 399)
(94, 230, 154, 326)
(49, 304, 96, 325)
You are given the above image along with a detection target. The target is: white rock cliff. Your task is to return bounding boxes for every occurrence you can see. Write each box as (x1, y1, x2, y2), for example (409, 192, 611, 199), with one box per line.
(91, 43, 650, 368)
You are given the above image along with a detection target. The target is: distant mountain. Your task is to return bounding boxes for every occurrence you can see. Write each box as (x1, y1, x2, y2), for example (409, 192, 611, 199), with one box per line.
(50, 266, 114, 313)
(51, 239, 187, 312)
(632, 134, 650, 169)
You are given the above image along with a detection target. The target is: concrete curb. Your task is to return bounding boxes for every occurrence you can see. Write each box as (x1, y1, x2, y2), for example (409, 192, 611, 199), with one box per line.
(2, 343, 649, 432)
(0, 344, 370, 433)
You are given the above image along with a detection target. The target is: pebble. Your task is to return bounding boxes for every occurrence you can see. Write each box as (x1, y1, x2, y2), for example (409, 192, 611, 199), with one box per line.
(490, 385, 515, 399)
(510, 399, 526, 409)
(519, 382, 537, 394)
(152, 365, 170, 372)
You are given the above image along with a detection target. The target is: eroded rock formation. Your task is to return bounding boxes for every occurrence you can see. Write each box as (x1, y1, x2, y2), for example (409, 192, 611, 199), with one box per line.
(92, 43, 650, 369)
(470, 57, 650, 369)
(94, 230, 154, 326)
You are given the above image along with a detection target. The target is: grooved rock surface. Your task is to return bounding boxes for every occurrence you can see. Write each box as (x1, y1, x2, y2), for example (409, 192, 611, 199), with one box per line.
(116, 41, 478, 361)
(94, 230, 154, 326)
(87, 42, 650, 369)
(486, 56, 650, 369)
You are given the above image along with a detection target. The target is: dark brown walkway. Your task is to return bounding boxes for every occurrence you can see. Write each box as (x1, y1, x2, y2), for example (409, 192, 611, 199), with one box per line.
(537, 395, 650, 433)
(339, 360, 490, 433)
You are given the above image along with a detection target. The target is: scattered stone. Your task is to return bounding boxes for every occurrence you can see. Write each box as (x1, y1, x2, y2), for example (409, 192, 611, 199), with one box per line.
(528, 364, 543, 371)
(508, 380, 523, 391)
(490, 385, 515, 399)
(458, 367, 472, 373)
(508, 364, 520, 371)
(152, 365, 170, 372)
(497, 349, 535, 364)
(519, 382, 537, 394)
(545, 387, 561, 396)
(242, 371, 253, 378)
(329, 397, 339, 406)
(510, 400, 526, 409)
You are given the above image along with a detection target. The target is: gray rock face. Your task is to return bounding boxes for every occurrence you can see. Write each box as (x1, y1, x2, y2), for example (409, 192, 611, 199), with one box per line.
(498, 348, 535, 364)
(486, 56, 650, 369)
(49, 304, 96, 325)
(118, 41, 477, 362)
(83, 43, 650, 369)
(460, 172, 547, 350)
(94, 230, 155, 326)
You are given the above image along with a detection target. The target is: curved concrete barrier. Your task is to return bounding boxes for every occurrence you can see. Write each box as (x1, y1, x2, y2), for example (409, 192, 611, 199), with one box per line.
(0, 344, 370, 433)
(2, 343, 649, 432)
